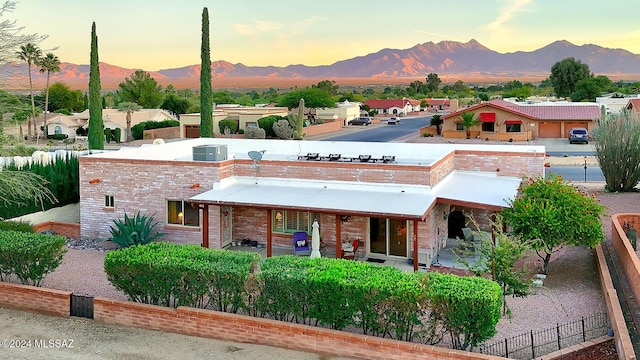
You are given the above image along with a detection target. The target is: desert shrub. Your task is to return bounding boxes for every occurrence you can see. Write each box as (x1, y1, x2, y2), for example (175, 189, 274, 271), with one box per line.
(54, 109, 72, 115)
(0, 220, 35, 233)
(237, 128, 245, 134)
(108, 211, 165, 248)
(272, 119, 294, 139)
(75, 127, 88, 136)
(104, 242, 260, 309)
(244, 126, 266, 139)
(0, 230, 66, 286)
(218, 119, 239, 134)
(594, 111, 640, 192)
(131, 120, 180, 140)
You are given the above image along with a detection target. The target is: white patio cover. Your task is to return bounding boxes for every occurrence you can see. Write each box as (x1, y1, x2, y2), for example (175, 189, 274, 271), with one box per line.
(189, 171, 521, 218)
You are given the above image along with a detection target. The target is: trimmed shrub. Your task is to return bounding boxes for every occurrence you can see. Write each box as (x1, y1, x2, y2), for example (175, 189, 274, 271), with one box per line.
(0, 230, 66, 286)
(257, 115, 282, 138)
(131, 120, 180, 140)
(104, 242, 260, 309)
(273, 119, 294, 139)
(425, 272, 502, 350)
(0, 220, 35, 233)
(46, 134, 68, 140)
(114, 127, 122, 143)
(218, 119, 239, 134)
(108, 211, 165, 248)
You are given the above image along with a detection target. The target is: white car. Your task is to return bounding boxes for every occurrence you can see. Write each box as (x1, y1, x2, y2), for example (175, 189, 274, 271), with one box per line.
(387, 117, 400, 125)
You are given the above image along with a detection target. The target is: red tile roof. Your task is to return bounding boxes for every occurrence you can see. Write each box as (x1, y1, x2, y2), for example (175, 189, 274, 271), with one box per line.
(422, 98, 450, 106)
(443, 99, 600, 121)
(626, 98, 640, 112)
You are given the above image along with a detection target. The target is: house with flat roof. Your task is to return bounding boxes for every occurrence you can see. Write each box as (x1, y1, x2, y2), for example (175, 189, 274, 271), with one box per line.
(440, 99, 601, 140)
(79, 138, 544, 271)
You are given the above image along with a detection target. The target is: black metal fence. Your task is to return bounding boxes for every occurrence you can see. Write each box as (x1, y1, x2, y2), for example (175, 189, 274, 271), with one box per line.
(477, 312, 610, 359)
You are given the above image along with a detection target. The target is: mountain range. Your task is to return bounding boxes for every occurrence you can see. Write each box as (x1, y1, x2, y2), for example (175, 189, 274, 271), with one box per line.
(3, 39, 640, 90)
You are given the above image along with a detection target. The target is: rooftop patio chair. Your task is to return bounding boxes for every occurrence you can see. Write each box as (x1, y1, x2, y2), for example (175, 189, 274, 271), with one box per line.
(293, 231, 311, 256)
(341, 239, 359, 260)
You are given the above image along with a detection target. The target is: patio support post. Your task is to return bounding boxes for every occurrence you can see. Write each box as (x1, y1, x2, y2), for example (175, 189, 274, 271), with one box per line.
(413, 220, 418, 272)
(336, 214, 342, 258)
(201, 205, 209, 248)
(267, 209, 272, 257)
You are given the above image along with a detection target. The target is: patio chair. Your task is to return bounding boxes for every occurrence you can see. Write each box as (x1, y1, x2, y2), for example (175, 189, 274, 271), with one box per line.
(293, 231, 311, 256)
(341, 239, 359, 260)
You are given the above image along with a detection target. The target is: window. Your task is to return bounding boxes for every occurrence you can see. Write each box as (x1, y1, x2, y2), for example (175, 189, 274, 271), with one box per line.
(104, 195, 114, 209)
(246, 122, 257, 128)
(481, 122, 495, 132)
(167, 200, 200, 227)
(506, 123, 521, 132)
(54, 125, 62, 134)
(455, 122, 464, 131)
(272, 210, 319, 234)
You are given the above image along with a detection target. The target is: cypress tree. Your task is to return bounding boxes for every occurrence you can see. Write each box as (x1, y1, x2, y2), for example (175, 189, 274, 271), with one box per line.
(199, 7, 213, 137)
(88, 22, 104, 149)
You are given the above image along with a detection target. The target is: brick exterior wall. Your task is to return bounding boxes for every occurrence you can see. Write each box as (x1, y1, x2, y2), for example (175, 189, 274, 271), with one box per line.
(0, 282, 70, 317)
(92, 297, 507, 360)
(611, 214, 640, 315)
(79, 149, 542, 265)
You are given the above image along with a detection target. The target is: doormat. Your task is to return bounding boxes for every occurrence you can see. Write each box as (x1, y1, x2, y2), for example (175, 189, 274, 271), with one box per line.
(366, 258, 385, 263)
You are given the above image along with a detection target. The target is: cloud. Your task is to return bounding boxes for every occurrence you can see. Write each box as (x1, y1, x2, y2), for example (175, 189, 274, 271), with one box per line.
(484, 0, 533, 32)
(233, 20, 281, 35)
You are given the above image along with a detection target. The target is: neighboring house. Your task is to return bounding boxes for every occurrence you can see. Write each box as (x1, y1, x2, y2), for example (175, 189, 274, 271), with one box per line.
(440, 99, 601, 140)
(315, 100, 361, 126)
(364, 99, 419, 117)
(180, 106, 289, 137)
(625, 98, 640, 120)
(43, 114, 84, 139)
(422, 98, 458, 113)
(79, 138, 544, 271)
(74, 108, 178, 142)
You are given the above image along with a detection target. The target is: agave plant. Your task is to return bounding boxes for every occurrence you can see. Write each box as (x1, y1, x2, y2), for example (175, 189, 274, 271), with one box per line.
(108, 211, 165, 248)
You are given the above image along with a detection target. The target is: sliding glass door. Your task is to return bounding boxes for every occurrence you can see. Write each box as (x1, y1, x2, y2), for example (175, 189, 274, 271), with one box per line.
(369, 218, 408, 257)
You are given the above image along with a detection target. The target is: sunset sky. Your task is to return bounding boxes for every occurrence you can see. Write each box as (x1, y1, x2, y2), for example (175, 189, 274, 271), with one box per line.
(11, 0, 640, 71)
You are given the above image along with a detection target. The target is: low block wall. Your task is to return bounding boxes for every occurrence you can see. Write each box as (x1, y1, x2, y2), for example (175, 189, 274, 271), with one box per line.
(93, 297, 505, 360)
(34, 221, 80, 238)
(302, 120, 343, 137)
(611, 214, 640, 309)
(143, 126, 180, 140)
(0, 282, 70, 317)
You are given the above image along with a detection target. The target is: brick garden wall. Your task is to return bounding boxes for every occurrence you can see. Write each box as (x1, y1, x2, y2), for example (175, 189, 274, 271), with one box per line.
(33, 221, 80, 238)
(92, 297, 507, 360)
(0, 282, 70, 317)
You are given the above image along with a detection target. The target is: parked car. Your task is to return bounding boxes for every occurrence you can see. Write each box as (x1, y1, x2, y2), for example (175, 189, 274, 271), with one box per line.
(569, 127, 589, 144)
(387, 117, 400, 125)
(348, 117, 372, 126)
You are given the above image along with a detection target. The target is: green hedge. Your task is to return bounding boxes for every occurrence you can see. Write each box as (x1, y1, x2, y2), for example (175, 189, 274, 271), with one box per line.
(257, 115, 284, 138)
(104, 242, 260, 310)
(218, 119, 239, 134)
(104, 247, 502, 348)
(1, 153, 79, 219)
(0, 220, 35, 233)
(131, 120, 180, 140)
(0, 230, 66, 286)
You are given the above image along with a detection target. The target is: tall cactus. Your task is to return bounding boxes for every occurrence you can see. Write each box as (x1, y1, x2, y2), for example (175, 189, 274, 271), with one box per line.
(291, 98, 304, 140)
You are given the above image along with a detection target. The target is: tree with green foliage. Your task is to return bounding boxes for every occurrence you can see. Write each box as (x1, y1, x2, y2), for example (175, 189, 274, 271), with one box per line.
(277, 88, 334, 109)
(199, 7, 213, 138)
(88, 22, 103, 150)
(117, 101, 142, 142)
(16, 43, 42, 138)
(161, 93, 191, 118)
(430, 114, 443, 135)
(594, 111, 640, 192)
(314, 80, 339, 95)
(37, 52, 60, 136)
(549, 57, 592, 98)
(503, 175, 605, 275)
(425, 73, 441, 93)
(117, 70, 164, 108)
(459, 112, 480, 139)
(45, 82, 84, 112)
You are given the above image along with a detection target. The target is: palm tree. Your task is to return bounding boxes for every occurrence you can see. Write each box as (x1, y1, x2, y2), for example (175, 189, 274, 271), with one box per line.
(16, 43, 42, 138)
(460, 112, 480, 139)
(37, 52, 61, 138)
(117, 102, 142, 142)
